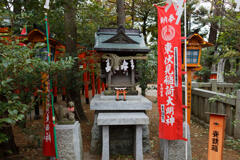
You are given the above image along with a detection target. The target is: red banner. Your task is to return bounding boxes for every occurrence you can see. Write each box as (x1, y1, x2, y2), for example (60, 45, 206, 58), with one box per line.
(43, 107, 56, 156)
(156, 4, 183, 140)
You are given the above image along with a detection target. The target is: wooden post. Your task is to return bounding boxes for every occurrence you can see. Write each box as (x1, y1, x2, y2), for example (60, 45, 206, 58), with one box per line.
(83, 63, 89, 104)
(41, 73, 48, 120)
(97, 77, 101, 94)
(208, 113, 226, 160)
(102, 82, 105, 92)
(53, 81, 57, 103)
(187, 70, 192, 125)
(225, 105, 233, 136)
(131, 69, 135, 90)
(91, 71, 95, 97)
(131, 69, 135, 85)
(107, 72, 111, 91)
(211, 79, 217, 92)
(234, 90, 240, 138)
(62, 87, 66, 101)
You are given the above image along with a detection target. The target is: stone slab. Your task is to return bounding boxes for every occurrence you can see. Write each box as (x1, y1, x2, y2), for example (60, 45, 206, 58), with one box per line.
(90, 95, 152, 110)
(159, 121, 192, 160)
(97, 112, 149, 125)
(55, 121, 83, 160)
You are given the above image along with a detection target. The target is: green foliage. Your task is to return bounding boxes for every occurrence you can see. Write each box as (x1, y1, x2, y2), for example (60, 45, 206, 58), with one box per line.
(194, 47, 217, 82)
(195, 66, 211, 82)
(208, 95, 221, 103)
(136, 45, 157, 95)
(217, 9, 240, 54)
(186, 0, 208, 34)
(76, 0, 116, 48)
(0, 41, 74, 143)
(226, 138, 240, 152)
(136, 60, 152, 95)
(224, 70, 240, 83)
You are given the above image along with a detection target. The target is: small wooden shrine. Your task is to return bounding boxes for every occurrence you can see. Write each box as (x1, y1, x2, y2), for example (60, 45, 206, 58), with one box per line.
(94, 26, 150, 90)
(22, 28, 65, 61)
(90, 1, 152, 158)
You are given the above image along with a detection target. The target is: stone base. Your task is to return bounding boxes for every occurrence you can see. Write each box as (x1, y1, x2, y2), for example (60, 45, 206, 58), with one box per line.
(90, 112, 150, 155)
(56, 121, 83, 160)
(159, 122, 192, 160)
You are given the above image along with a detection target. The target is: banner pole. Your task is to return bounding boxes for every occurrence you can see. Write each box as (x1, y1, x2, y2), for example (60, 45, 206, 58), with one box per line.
(45, 12, 59, 159)
(184, 1, 188, 160)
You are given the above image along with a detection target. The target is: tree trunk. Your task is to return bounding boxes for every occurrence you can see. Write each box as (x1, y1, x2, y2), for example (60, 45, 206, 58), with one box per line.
(117, 0, 125, 27)
(131, 0, 135, 28)
(64, 0, 77, 57)
(142, 14, 148, 45)
(208, 0, 223, 72)
(217, 58, 226, 82)
(13, 0, 21, 15)
(64, 0, 87, 121)
(208, 22, 218, 45)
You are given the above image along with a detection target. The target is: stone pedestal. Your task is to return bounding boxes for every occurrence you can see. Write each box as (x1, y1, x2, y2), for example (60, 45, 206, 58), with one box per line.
(97, 112, 148, 160)
(90, 112, 151, 155)
(55, 121, 83, 160)
(90, 95, 152, 155)
(159, 122, 192, 160)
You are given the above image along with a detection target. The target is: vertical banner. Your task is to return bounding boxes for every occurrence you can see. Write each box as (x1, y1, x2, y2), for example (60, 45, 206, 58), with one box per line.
(156, 3, 183, 140)
(43, 93, 56, 156)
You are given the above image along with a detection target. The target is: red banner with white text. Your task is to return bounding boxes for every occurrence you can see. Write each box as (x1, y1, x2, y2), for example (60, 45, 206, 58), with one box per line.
(43, 106, 56, 156)
(156, 4, 183, 140)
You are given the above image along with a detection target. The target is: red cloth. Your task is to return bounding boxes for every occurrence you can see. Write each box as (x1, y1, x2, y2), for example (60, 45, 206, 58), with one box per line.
(156, 4, 183, 140)
(18, 43, 27, 46)
(43, 107, 56, 157)
(21, 27, 27, 35)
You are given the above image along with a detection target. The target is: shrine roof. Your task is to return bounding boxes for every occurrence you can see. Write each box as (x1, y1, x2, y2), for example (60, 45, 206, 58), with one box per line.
(94, 27, 150, 54)
(181, 33, 213, 48)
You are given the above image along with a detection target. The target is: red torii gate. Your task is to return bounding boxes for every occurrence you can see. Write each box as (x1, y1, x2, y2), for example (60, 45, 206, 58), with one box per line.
(78, 50, 104, 104)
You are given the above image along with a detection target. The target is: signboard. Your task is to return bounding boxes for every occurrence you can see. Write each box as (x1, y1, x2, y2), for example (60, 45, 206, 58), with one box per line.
(208, 114, 226, 160)
(156, 3, 184, 140)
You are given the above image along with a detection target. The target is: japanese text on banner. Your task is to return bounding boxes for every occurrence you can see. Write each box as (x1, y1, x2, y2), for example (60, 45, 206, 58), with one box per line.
(156, 2, 183, 140)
